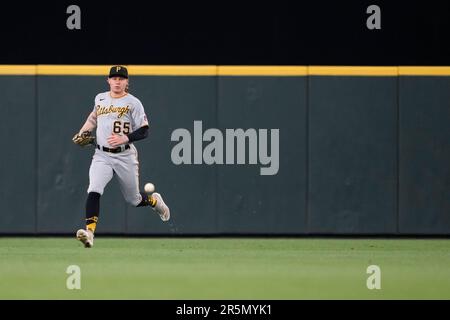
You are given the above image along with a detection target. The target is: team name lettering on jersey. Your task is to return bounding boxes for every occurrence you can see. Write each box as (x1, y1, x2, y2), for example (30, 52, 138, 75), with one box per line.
(96, 105, 130, 118)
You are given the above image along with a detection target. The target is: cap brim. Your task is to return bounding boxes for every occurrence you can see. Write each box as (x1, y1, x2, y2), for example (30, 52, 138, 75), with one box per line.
(108, 74, 128, 78)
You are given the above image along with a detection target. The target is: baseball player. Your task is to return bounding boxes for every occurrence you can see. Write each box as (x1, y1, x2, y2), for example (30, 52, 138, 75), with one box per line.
(72, 65, 170, 248)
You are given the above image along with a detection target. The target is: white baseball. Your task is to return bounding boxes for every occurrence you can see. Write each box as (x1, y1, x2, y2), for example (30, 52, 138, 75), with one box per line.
(144, 183, 155, 193)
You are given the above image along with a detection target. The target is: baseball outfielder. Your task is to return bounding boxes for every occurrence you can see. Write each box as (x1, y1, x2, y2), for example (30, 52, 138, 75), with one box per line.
(72, 65, 170, 248)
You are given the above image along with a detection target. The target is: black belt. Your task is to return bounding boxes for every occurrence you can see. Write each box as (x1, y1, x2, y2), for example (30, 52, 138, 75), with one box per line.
(97, 144, 130, 153)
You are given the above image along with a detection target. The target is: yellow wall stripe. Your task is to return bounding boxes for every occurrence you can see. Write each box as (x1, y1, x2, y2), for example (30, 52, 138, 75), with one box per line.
(0, 65, 37, 75)
(309, 66, 398, 76)
(218, 66, 308, 76)
(128, 65, 217, 76)
(1, 65, 450, 76)
(37, 65, 111, 75)
(398, 66, 450, 76)
(36, 65, 218, 76)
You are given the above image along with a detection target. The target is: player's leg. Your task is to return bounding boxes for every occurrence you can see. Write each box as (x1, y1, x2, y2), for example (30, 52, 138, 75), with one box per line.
(113, 152, 150, 206)
(148, 192, 170, 221)
(85, 192, 100, 233)
(113, 148, 170, 221)
(86, 154, 114, 231)
(77, 153, 114, 247)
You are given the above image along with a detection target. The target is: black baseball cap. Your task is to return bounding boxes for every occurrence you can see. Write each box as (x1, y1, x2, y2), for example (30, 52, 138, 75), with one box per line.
(109, 65, 128, 78)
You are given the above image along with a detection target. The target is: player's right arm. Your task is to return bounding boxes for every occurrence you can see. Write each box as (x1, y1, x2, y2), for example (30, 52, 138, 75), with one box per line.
(78, 111, 97, 133)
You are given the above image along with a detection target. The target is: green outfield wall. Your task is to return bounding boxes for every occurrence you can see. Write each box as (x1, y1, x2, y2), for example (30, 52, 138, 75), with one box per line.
(0, 66, 449, 235)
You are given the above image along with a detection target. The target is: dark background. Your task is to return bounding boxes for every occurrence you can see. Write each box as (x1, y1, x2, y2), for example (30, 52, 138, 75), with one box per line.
(1, 0, 450, 65)
(2, 74, 450, 235)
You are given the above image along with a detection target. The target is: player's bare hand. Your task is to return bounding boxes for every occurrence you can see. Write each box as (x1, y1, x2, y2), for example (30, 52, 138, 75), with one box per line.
(107, 133, 129, 147)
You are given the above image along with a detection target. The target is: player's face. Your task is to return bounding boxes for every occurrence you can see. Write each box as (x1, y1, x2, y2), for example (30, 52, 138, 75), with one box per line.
(108, 77, 128, 94)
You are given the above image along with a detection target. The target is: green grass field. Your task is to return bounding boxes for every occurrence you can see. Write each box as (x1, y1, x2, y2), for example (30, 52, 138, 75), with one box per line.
(0, 238, 449, 299)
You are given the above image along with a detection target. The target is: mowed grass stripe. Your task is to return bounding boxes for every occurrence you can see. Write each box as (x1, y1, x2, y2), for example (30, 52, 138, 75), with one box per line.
(0, 238, 449, 299)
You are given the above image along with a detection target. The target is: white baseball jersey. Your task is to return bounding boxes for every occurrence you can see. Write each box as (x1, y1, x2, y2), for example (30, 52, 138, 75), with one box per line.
(87, 91, 149, 206)
(93, 91, 149, 148)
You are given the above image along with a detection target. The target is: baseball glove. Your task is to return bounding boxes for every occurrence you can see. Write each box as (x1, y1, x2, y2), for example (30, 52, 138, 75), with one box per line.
(72, 131, 95, 147)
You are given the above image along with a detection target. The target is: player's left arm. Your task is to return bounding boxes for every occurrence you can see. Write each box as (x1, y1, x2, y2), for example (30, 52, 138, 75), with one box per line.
(127, 125, 149, 142)
(127, 97, 149, 143)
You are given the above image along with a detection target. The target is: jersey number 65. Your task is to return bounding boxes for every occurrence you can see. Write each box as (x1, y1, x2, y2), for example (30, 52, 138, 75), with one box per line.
(113, 121, 130, 134)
